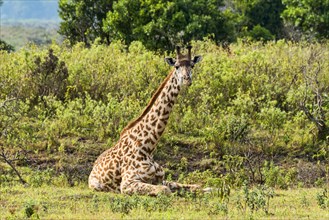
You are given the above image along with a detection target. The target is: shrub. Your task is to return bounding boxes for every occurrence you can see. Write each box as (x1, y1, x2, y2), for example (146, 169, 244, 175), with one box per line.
(236, 182, 274, 214)
(0, 40, 328, 187)
(316, 188, 329, 209)
(0, 39, 15, 52)
(247, 25, 275, 42)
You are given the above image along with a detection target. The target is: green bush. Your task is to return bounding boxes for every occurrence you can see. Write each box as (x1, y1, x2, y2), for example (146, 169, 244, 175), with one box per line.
(0, 40, 328, 187)
(261, 161, 298, 189)
(0, 39, 15, 52)
(236, 182, 274, 214)
(316, 188, 329, 209)
(247, 25, 275, 42)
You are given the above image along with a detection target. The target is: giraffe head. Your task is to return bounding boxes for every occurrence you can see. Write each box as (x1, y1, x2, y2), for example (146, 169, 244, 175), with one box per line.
(165, 46, 202, 86)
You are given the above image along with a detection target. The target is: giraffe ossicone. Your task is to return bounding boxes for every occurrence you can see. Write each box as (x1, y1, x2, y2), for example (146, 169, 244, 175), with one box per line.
(89, 46, 202, 196)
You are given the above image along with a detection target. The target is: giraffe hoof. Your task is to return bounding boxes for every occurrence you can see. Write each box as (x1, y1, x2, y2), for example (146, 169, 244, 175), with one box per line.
(154, 185, 171, 195)
(161, 185, 172, 195)
(190, 184, 201, 192)
(203, 187, 214, 193)
(149, 185, 171, 196)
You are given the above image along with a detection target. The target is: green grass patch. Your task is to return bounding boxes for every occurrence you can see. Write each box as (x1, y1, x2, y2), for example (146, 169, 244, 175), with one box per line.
(0, 185, 328, 219)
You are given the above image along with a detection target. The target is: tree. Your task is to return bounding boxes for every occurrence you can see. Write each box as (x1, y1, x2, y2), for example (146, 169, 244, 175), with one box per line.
(0, 39, 14, 52)
(0, 0, 14, 52)
(103, 0, 233, 51)
(58, 0, 114, 46)
(0, 98, 28, 185)
(229, 0, 285, 40)
(282, 0, 329, 39)
(299, 49, 329, 141)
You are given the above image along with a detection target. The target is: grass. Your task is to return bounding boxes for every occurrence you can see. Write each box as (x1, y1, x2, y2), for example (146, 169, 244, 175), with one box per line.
(0, 184, 328, 219)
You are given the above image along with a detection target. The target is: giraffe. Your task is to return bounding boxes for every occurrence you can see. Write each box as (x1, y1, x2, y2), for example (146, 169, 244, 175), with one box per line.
(89, 46, 202, 196)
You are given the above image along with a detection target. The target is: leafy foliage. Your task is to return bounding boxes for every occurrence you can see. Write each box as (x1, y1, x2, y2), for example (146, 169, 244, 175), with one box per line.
(282, 0, 329, 39)
(27, 49, 68, 103)
(316, 188, 329, 209)
(236, 182, 274, 214)
(57, 0, 329, 50)
(103, 0, 232, 51)
(0, 39, 15, 52)
(247, 25, 275, 41)
(230, 0, 285, 40)
(58, 0, 113, 46)
(0, 40, 328, 188)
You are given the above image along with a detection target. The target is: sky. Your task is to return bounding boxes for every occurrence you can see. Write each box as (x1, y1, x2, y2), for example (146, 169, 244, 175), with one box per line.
(0, 0, 60, 21)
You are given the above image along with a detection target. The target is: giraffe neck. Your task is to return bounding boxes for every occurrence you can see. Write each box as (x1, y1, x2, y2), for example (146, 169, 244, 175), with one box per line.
(121, 69, 181, 154)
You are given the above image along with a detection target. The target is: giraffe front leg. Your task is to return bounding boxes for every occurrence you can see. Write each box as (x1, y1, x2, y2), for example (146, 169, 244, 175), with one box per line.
(121, 179, 171, 196)
(152, 161, 165, 184)
(120, 164, 171, 196)
(151, 162, 200, 193)
(163, 180, 200, 193)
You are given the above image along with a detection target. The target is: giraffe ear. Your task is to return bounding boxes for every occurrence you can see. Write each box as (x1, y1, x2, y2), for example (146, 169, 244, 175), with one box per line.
(165, 57, 176, 66)
(193, 55, 202, 64)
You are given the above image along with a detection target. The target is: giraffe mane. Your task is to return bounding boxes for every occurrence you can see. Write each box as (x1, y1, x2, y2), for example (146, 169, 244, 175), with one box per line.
(120, 69, 175, 136)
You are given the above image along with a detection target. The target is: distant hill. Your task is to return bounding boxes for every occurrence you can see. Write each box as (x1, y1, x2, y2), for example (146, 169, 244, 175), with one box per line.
(0, 0, 61, 50)
(1, 0, 60, 21)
